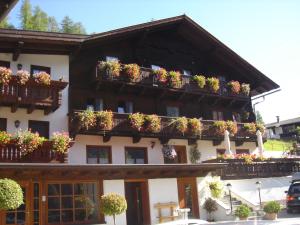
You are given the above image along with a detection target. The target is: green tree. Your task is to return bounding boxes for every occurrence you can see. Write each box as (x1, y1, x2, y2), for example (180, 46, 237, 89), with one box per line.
(31, 6, 48, 31)
(60, 16, 86, 34)
(0, 18, 15, 29)
(48, 16, 59, 32)
(71, 22, 86, 34)
(256, 111, 264, 124)
(19, 0, 33, 30)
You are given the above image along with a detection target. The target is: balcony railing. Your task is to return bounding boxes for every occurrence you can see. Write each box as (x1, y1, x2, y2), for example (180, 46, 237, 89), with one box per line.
(0, 141, 74, 163)
(0, 76, 68, 114)
(69, 111, 257, 142)
(96, 65, 250, 99)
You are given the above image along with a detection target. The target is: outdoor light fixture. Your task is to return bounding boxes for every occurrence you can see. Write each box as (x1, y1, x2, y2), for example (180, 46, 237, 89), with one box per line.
(256, 181, 262, 209)
(14, 120, 20, 128)
(150, 141, 156, 149)
(226, 183, 233, 214)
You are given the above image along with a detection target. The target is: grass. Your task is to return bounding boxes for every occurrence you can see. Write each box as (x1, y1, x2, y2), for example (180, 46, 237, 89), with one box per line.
(264, 139, 295, 151)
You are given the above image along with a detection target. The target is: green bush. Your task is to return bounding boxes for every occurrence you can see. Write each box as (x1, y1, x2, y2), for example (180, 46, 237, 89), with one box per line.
(208, 180, 224, 199)
(235, 204, 251, 218)
(0, 179, 23, 210)
(203, 198, 218, 221)
(263, 201, 281, 214)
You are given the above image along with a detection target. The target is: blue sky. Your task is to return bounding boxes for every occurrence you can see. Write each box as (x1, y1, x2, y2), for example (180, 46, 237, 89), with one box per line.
(6, 0, 300, 123)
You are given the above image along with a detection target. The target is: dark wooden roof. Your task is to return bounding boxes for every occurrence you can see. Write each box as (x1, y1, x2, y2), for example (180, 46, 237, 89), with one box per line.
(0, 15, 279, 94)
(0, 0, 18, 21)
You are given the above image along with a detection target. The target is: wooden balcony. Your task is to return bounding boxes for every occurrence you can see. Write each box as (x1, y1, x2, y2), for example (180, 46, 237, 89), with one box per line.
(0, 76, 68, 114)
(69, 111, 257, 144)
(0, 141, 74, 163)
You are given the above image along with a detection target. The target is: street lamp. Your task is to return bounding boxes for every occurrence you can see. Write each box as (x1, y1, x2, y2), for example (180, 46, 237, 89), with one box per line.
(256, 181, 262, 209)
(226, 183, 233, 214)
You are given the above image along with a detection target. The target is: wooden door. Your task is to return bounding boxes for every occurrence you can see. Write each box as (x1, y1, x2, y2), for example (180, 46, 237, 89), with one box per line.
(177, 178, 200, 218)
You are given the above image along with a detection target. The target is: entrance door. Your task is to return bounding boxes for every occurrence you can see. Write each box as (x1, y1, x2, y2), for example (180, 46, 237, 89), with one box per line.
(125, 181, 150, 225)
(3, 182, 30, 225)
(177, 178, 200, 218)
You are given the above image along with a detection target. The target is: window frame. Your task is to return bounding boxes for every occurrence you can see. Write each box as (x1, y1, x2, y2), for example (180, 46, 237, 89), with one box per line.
(0, 60, 10, 68)
(166, 105, 180, 117)
(105, 56, 119, 62)
(235, 149, 250, 155)
(28, 120, 50, 139)
(125, 147, 148, 164)
(30, 65, 51, 76)
(86, 145, 112, 164)
(0, 118, 7, 131)
(164, 146, 187, 164)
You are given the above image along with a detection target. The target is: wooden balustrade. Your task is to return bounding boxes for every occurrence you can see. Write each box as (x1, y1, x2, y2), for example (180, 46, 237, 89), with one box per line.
(0, 76, 68, 114)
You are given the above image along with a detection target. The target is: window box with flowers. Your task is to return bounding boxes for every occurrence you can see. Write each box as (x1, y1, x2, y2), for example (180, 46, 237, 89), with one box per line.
(123, 63, 140, 82)
(128, 113, 145, 132)
(153, 68, 168, 85)
(210, 121, 227, 136)
(206, 77, 220, 93)
(168, 71, 182, 88)
(227, 80, 241, 95)
(98, 61, 121, 78)
(0, 67, 12, 85)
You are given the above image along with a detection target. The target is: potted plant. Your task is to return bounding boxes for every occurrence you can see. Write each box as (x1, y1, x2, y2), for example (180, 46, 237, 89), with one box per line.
(100, 193, 127, 225)
(211, 121, 227, 136)
(77, 109, 96, 130)
(0, 179, 23, 210)
(98, 61, 121, 78)
(256, 123, 265, 134)
(96, 110, 114, 130)
(168, 71, 181, 88)
(243, 123, 256, 135)
(208, 180, 224, 199)
(263, 201, 281, 220)
(123, 63, 140, 82)
(241, 83, 250, 96)
(234, 204, 251, 220)
(203, 198, 218, 222)
(190, 144, 201, 163)
(206, 77, 220, 93)
(128, 113, 144, 131)
(16, 70, 30, 85)
(153, 68, 168, 84)
(227, 80, 241, 94)
(188, 118, 202, 135)
(144, 114, 161, 133)
(226, 121, 238, 136)
(0, 131, 11, 146)
(173, 117, 188, 134)
(0, 66, 12, 85)
(14, 130, 45, 155)
(193, 75, 206, 89)
(51, 132, 72, 154)
(236, 154, 253, 164)
(33, 71, 51, 85)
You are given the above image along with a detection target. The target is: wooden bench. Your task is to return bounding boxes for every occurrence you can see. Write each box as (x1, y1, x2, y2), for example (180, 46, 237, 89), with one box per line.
(154, 202, 180, 223)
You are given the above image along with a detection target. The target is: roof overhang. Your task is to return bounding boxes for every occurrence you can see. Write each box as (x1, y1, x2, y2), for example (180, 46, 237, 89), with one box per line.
(0, 0, 18, 21)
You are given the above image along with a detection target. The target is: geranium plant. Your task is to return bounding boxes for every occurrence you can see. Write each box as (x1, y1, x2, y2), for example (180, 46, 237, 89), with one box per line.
(227, 80, 241, 94)
(123, 63, 140, 82)
(98, 61, 121, 78)
(188, 118, 202, 135)
(153, 68, 168, 84)
(0, 67, 12, 85)
(206, 77, 220, 93)
(77, 109, 96, 130)
(0, 179, 23, 210)
(51, 132, 72, 154)
(144, 114, 161, 133)
(0, 131, 11, 146)
(96, 110, 114, 130)
(16, 70, 30, 85)
(34, 71, 51, 85)
(128, 113, 144, 131)
(168, 71, 181, 88)
(226, 121, 238, 135)
(241, 83, 250, 96)
(14, 130, 44, 155)
(211, 121, 227, 136)
(193, 75, 206, 89)
(243, 123, 256, 135)
(173, 117, 188, 134)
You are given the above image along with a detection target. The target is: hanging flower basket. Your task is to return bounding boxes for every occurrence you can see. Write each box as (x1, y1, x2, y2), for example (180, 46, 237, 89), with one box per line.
(162, 145, 177, 159)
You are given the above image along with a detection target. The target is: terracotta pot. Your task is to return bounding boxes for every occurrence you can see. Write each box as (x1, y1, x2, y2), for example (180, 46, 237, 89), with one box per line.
(239, 217, 248, 221)
(264, 213, 277, 220)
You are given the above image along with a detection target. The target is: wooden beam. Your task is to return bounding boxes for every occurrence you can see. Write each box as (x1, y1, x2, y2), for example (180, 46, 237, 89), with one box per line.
(235, 140, 244, 147)
(118, 83, 126, 93)
(12, 41, 24, 61)
(188, 139, 197, 145)
(103, 135, 111, 143)
(197, 95, 205, 103)
(11, 104, 18, 113)
(159, 137, 169, 145)
(212, 139, 222, 146)
(132, 135, 141, 143)
(27, 105, 35, 114)
(159, 89, 167, 99)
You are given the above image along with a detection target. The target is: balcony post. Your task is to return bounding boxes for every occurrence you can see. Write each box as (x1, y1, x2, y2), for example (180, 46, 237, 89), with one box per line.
(224, 130, 233, 155)
(256, 130, 264, 156)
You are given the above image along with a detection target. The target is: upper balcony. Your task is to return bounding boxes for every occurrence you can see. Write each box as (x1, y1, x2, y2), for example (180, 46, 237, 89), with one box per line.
(95, 62, 251, 104)
(0, 74, 68, 115)
(69, 110, 260, 144)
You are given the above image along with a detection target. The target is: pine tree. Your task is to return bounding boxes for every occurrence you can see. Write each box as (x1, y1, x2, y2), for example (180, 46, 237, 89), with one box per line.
(19, 0, 33, 30)
(60, 16, 74, 33)
(31, 6, 48, 31)
(71, 22, 86, 34)
(48, 16, 59, 32)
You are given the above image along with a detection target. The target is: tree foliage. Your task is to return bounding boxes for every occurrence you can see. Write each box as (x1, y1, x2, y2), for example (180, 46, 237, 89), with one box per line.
(0, 179, 24, 210)
(256, 111, 264, 124)
(0, 18, 15, 29)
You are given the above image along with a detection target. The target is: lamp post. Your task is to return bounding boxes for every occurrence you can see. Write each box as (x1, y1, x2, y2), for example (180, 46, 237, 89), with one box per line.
(226, 183, 233, 214)
(256, 181, 262, 209)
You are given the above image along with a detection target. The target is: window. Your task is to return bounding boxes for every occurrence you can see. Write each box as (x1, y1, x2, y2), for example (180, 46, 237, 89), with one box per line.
(125, 147, 147, 164)
(28, 120, 49, 138)
(86, 146, 111, 164)
(164, 146, 187, 164)
(86, 98, 103, 111)
(183, 70, 191, 76)
(236, 149, 250, 155)
(212, 111, 224, 120)
(106, 56, 118, 62)
(216, 149, 226, 156)
(0, 118, 7, 131)
(117, 101, 133, 113)
(151, 65, 161, 71)
(95, 98, 103, 111)
(232, 112, 241, 122)
(30, 65, 51, 76)
(47, 182, 98, 224)
(166, 106, 179, 117)
(0, 60, 10, 68)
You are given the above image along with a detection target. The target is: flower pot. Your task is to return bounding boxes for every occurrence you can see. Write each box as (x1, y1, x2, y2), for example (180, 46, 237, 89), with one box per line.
(264, 213, 277, 220)
(239, 217, 248, 221)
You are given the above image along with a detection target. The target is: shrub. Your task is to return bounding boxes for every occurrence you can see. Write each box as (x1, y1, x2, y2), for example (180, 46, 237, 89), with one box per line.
(193, 75, 206, 89)
(208, 180, 224, 199)
(16, 70, 30, 85)
(0, 131, 11, 145)
(123, 63, 140, 82)
(243, 123, 256, 135)
(211, 121, 227, 136)
(0, 179, 23, 210)
(190, 144, 201, 163)
(14, 130, 44, 155)
(228, 80, 241, 94)
(173, 117, 188, 134)
(34, 71, 51, 85)
(100, 193, 127, 225)
(226, 121, 238, 135)
(206, 77, 220, 93)
(188, 118, 202, 135)
(168, 71, 181, 88)
(235, 204, 251, 219)
(153, 68, 168, 84)
(96, 110, 114, 130)
(256, 123, 265, 134)
(203, 198, 218, 221)
(144, 114, 161, 133)
(263, 201, 281, 214)
(51, 132, 72, 154)
(98, 61, 121, 77)
(241, 83, 250, 96)
(77, 109, 96, 130)
(0, 67, 12, 85)
(129, 113, 145, 131)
